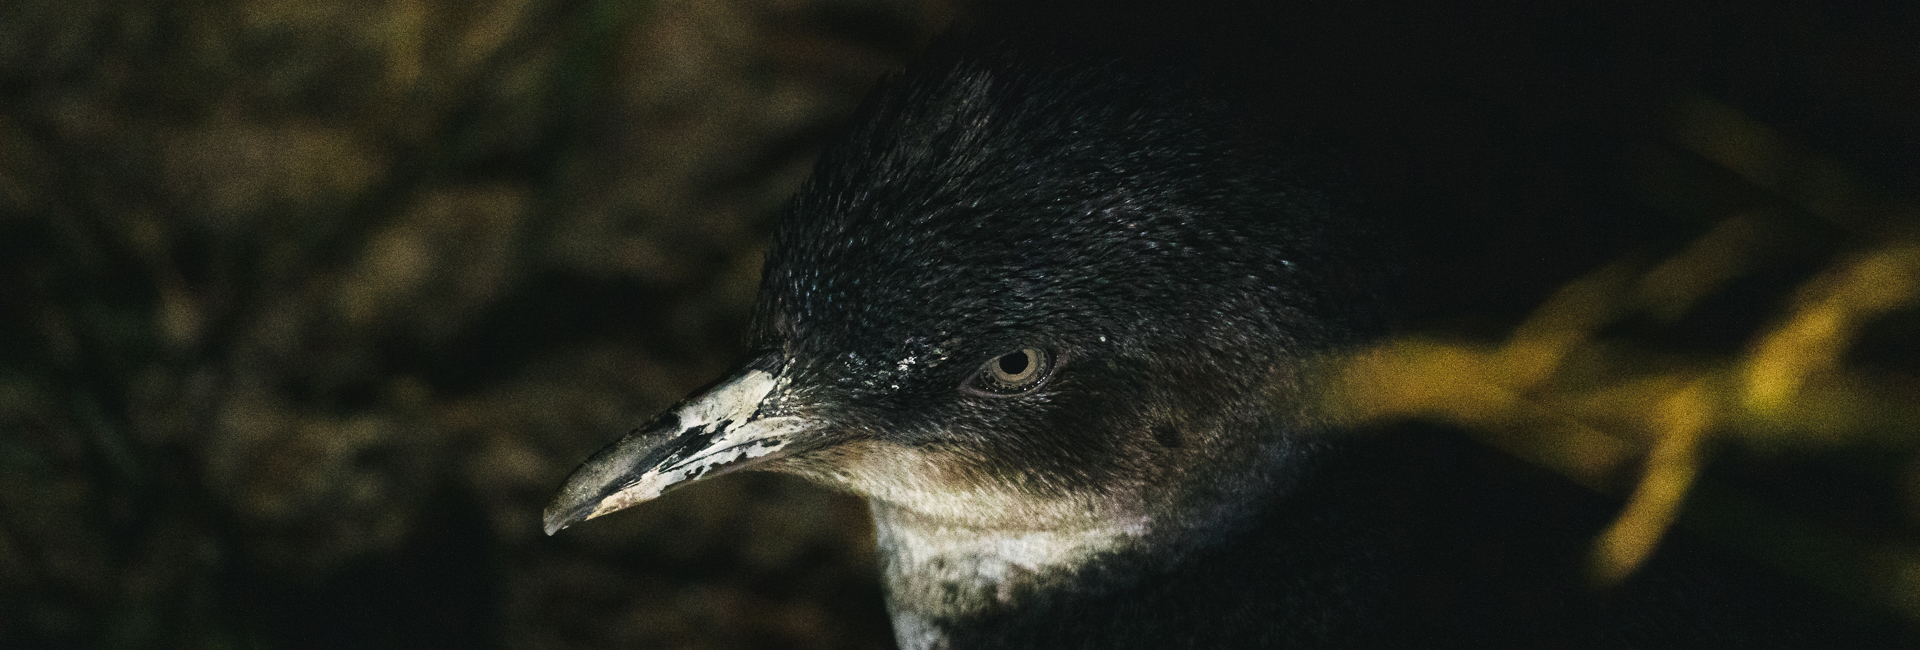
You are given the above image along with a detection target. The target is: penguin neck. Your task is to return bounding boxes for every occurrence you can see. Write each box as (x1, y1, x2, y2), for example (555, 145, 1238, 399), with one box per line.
(865, 437, 1377, 650)
(868, 501, 1158, 650)
(867, 480, 1312, 650)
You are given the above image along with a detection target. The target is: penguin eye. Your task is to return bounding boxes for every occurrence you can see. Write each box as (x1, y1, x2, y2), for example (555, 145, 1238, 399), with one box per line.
(966, 348, 1053, 396)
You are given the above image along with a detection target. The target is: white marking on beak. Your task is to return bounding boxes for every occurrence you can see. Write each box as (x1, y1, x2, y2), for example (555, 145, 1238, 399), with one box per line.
(684, 369, 779, 430)
(584, 369, 805, 519)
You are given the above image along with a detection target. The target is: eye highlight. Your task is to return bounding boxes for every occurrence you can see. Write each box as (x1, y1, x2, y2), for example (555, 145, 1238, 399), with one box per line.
(966, 348, 1054, 396)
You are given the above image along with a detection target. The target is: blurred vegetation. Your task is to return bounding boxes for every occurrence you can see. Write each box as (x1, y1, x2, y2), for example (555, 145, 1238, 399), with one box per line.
(1, 0, 957, 648)
(1329, 89, 1920, 625)
(1, 0, 1916, 649)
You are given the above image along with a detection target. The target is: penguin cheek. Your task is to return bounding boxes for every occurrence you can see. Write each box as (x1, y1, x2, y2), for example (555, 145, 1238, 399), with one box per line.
(776, 438, 975, 501)
(787, 437, 1123, 530)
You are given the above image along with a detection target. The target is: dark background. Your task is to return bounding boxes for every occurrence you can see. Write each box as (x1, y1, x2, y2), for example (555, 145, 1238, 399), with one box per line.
(1, 1, 1916, 648)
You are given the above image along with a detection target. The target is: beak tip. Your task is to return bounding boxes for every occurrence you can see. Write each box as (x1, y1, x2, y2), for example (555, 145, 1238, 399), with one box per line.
(542, 498, 588, 536)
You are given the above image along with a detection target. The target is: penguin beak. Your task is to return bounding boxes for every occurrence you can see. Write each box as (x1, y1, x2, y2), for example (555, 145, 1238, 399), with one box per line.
(543, 353, 810, 535)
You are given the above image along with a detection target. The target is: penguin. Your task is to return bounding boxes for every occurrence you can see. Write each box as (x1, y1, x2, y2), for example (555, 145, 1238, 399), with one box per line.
(543, 12, 1911, 650)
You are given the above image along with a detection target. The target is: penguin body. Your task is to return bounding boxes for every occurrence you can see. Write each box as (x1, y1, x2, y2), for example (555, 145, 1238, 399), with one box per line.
(546, 11, 1910, 649)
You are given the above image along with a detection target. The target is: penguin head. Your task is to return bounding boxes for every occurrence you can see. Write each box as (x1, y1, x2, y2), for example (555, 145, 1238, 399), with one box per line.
(546, 38, 1377, 538)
